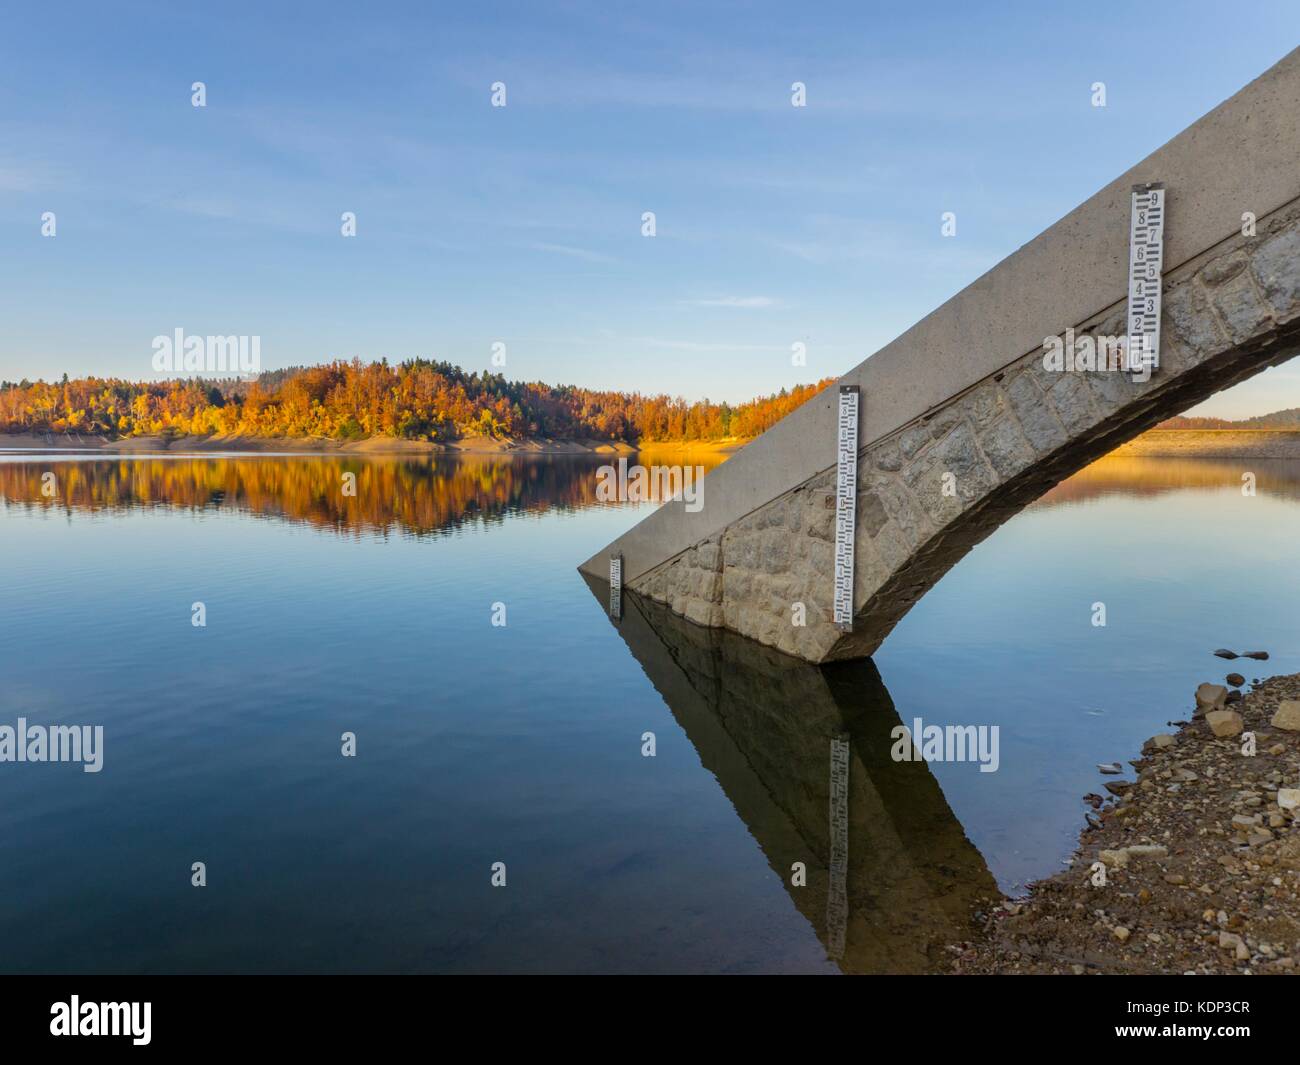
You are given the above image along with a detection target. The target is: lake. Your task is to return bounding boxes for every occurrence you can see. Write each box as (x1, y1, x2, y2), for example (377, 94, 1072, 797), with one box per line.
(1, 449, 1297, 973)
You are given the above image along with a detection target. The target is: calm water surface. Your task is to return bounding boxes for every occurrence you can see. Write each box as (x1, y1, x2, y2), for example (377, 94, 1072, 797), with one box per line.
(1, 450, 1298, 973)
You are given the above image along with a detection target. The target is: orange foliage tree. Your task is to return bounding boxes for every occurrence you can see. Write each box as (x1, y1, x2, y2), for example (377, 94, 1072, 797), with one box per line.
(0, 361, 834, 444)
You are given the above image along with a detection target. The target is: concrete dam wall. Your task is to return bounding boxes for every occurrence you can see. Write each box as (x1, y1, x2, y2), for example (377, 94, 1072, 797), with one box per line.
(581, 49, 1300, 663)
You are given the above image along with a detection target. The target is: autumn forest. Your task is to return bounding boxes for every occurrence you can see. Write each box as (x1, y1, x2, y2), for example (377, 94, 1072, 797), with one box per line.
(0, 359, 833, 445)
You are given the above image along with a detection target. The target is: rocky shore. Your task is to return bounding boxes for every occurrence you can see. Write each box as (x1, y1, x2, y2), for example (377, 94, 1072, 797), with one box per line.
(949, 665, 1300, 975)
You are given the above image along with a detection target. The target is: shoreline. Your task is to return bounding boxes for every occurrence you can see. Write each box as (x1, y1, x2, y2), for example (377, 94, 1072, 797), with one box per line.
(4, 428, 1297, 460)
(0, 433, 748, 456)
(1112, 429, 1300, 460)
(950, 666, 1300, 975)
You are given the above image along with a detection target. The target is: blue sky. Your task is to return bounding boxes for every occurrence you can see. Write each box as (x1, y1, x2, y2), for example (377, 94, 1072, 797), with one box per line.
(1, 0, 1297, 416)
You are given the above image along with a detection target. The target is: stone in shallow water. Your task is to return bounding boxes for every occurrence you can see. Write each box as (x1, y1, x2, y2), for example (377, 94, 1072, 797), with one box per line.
(1196, 683, 1229, 713)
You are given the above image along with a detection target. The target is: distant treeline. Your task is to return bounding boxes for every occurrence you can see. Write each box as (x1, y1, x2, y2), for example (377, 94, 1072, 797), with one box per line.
(0, 360, 834, 443)
(1157, 408, 1300, 430)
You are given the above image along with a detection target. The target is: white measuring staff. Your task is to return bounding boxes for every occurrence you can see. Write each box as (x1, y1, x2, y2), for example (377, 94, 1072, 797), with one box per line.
(1126, 182, 1165, 374)
(833, 386, 860, 631)
(609, 554, 623, 621)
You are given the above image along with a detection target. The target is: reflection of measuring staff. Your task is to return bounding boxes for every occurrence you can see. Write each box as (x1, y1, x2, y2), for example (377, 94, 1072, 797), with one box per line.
(609, 554, 622, 621)
(827, 734, 850, 960)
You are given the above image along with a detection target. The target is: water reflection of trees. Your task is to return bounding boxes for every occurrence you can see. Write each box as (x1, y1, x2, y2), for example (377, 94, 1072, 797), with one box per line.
(0, 454, 718, 539)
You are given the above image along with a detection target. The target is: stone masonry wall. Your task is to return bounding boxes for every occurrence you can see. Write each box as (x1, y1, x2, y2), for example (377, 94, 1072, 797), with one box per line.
(632, 201, 1300, 663)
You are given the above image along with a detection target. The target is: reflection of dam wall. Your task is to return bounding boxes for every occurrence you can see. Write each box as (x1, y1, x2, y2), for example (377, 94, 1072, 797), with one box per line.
(588, 574, 998, 973)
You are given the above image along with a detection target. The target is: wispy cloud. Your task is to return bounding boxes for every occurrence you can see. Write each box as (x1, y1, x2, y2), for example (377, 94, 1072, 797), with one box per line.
(0, 166, 39, 193)
(164, 198, 240, 220)
(679, 296, 780, 309)
(526, 241, 617, 264)
(624, 336, 777, 353)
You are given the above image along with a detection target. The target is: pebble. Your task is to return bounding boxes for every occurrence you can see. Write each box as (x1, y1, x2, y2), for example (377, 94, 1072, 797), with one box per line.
(1099, 845, 1168, 867)
(1271, 700, 1300, 731)
(1219, 931, 1250, 960)
(1205, 709, 1244, 738)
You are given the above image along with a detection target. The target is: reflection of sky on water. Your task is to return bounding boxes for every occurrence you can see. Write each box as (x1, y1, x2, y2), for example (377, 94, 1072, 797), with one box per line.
(0, 452, 1296, 970)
